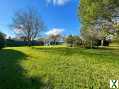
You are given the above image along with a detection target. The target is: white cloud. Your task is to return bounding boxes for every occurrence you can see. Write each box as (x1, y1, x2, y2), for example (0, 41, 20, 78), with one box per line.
(46, 0, 70, 6)
(46, 28, 64, 36)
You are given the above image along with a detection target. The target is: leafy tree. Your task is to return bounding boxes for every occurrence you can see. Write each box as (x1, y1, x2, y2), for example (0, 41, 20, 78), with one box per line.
(0, 32, 5, 49)
(73, 36, 82, 47)
(65, 35, 74, 47)
(79, 0, 119, 25)
(65, 35, 82, 47)
(11, 8, 45, 46)
(79, 0, 119, 48)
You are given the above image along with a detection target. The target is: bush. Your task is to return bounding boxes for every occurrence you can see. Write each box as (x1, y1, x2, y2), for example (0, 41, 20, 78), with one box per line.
(65, 35, 82, 47)
(81, 40, 100, 49)
(65, 35, 74, 47)
(0, 32, 5, 49)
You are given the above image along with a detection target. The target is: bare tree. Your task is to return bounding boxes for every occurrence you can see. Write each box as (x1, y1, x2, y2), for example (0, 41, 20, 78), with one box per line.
(46, 29, 63, 45)
(12, 8, 45, 46)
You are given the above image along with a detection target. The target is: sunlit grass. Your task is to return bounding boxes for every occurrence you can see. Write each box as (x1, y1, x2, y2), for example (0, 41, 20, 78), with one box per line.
(0, 44, 119, 89)
(34, 45, 67, 48)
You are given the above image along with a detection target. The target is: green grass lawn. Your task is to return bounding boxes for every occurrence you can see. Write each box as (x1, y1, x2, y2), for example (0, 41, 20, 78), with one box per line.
(0, 45, 119, 89)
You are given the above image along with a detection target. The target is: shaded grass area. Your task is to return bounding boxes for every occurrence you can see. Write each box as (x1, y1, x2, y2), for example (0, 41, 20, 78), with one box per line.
(0, 49, 50, 89)
(0, 45, 119, 89)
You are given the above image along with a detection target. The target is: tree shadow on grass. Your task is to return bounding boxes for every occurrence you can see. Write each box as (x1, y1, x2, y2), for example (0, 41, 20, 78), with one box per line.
(0, 49, 50, 89)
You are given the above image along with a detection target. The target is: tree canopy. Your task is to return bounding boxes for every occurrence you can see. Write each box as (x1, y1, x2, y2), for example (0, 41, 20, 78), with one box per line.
(79, 0, 119, 48)
(79, 0, 119, 25)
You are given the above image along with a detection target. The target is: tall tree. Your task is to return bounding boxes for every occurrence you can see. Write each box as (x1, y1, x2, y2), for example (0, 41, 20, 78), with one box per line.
(79, 0, 119, 48)
(12, 8, 45, 46)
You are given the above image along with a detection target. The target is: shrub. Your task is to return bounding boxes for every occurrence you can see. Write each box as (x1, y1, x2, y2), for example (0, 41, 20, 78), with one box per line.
(65, 35, 74, 47)
(0, 32, 5, 49)
(65, 35, 82, 47)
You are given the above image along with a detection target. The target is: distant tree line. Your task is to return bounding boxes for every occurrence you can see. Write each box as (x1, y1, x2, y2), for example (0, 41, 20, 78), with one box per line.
(6, 38, 44, 47)
(65, 35, 110, 48)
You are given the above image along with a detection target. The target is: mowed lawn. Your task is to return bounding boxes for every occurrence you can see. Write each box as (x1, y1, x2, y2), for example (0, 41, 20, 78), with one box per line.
(0, 45, 119, 89)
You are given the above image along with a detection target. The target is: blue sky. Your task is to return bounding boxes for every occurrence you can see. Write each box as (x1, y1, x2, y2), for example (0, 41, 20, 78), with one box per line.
(0, 0, 80, 37)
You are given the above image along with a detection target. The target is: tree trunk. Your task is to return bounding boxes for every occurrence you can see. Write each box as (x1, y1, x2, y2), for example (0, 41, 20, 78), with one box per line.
(54, 40, 56, 45)
(90, 40, 93, 48)
(28, 39, 31, 47)
(101, 40, 104, 47)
